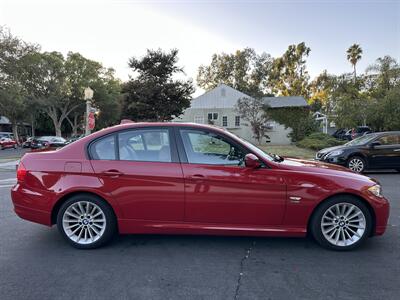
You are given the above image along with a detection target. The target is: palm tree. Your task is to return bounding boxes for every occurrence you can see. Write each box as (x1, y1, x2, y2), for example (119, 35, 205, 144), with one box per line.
(347, 44, 363, 83)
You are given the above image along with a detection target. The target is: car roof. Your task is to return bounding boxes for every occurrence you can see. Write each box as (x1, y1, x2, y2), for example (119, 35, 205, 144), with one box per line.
(96, 122, 228, 135)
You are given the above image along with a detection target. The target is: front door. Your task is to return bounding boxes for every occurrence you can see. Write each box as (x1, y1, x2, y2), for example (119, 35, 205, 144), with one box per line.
(177, 128, 286, 226)
(89, 128, 185, 221)
(369, 134, 400, 168)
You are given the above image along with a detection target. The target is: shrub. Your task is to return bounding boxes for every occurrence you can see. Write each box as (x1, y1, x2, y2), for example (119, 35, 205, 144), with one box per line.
(296, 132, 345, 150)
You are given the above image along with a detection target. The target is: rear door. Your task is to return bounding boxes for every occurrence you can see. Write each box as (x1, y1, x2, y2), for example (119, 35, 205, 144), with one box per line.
(89, 127, 185, 221)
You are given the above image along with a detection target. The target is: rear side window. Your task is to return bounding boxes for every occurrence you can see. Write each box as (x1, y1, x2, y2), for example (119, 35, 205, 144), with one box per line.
(118, 129, 171, 162)
(90, 135, 116, 160)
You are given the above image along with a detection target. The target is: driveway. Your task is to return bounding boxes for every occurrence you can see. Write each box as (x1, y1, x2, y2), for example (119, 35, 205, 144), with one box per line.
(0, 171, 399, 300)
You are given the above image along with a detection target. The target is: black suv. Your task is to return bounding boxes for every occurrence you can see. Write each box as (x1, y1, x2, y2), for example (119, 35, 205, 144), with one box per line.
(316, 131, 400, 173)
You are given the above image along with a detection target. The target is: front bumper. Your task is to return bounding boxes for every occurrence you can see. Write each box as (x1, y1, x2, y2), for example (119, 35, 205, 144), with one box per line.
(315, 152, 347, 166)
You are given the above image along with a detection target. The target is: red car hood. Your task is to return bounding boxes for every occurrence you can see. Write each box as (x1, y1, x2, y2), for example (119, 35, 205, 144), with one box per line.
(277, 157, 375, 183)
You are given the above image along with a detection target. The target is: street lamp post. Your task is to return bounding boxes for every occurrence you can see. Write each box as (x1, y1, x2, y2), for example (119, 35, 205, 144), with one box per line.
(83, 87, 94, 136)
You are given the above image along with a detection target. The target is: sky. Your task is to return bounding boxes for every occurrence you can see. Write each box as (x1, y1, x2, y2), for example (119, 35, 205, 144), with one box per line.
(1, 0, 399, 95)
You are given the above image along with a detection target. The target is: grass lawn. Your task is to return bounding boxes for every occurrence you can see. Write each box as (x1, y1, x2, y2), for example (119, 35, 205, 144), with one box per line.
(259, 144, 316, 160)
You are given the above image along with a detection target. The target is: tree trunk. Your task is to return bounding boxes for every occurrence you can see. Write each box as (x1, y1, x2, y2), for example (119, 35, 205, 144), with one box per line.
(31, 116, 35, 137)
(353, 64, 357, 83)
(72, 114, 79, 136)
(12, 123, 19, 144)
(55, 123, 62, 137)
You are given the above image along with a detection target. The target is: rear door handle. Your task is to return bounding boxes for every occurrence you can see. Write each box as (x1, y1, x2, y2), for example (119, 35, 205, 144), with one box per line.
(102, 169, 124, 178)
(394, 149, 400, 152)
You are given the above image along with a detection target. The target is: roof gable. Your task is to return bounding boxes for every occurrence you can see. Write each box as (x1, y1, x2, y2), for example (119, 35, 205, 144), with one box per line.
(190, 84, 251, 109)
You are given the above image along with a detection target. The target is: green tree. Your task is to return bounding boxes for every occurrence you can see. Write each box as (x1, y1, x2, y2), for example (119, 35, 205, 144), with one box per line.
(0, 26, 39, 141)
(122, 49, 194, 121)
(197, 48, 273, 97)
(346, 44, 363, 83)
(235, 97, 271, 144)
(333, 76, 371, 128)
(268, 42, 311, 98)
(366, 55, 400, 95)
(26, 51, 121, 136)
(267, 107, 317, 142)
(309, 70, 338, 115)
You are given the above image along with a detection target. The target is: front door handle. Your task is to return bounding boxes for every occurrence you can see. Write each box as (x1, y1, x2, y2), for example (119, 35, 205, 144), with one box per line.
(102, 169, 124, 178)
(188, 174, 205, 181)
(394, 149, 400, 152)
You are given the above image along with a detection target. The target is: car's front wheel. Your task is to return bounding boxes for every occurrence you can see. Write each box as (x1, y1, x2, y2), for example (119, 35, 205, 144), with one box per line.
(311, 196, 372, 251)
(347, 156, 366, 173)
(57, 194, 117, 249)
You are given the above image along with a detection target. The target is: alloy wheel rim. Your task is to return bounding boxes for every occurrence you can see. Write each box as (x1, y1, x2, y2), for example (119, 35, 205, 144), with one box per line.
(321, 202, 366, 247)
(62, 201, 106, 245)
(348, 158, 364, 172)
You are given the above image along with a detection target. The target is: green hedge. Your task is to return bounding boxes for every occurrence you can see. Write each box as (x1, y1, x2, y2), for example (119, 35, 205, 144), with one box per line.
(296, 132, 345, 150)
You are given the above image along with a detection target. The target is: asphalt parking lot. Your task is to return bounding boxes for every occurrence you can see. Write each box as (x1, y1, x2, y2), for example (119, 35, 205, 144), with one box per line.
(0, 156, 399, 299)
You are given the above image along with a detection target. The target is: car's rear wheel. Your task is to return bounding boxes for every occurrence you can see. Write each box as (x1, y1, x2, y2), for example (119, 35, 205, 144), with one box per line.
(57, 194, 116, 249)
(311, 196, 372, 251)
(347, 156, 366, 173)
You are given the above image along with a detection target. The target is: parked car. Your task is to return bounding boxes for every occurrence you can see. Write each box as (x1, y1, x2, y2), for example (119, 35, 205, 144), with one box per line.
(343, 126, 372, 141)
(66, 134, 84, 144)
(12, 123, 389, 250)
(30, 136, 67, 150)
(316, 131, 400, 173)
(0, 132, 14, 140)
(332, 128, 347, 140)
(0, 137, 17, 150)
(22, 137, 33, 148)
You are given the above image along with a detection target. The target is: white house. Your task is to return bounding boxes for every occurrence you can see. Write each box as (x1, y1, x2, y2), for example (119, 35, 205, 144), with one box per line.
(174, 84, 308, 145)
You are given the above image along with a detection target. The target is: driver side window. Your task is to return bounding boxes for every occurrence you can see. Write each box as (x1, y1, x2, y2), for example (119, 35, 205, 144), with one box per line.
(180, 129, 245, 165)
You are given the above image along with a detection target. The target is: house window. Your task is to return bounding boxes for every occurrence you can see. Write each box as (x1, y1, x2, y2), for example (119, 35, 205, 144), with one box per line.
(207, 112, 218, 120)
(222, 116, 228, 127)
(235, 116, 240, 127)
(194, 115, 204, 124)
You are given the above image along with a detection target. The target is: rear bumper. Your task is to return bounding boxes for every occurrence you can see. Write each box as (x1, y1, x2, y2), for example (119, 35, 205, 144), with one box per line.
(11, 183, 52, 226)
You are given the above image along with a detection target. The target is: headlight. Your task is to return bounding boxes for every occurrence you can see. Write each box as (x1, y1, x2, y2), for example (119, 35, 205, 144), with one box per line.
(368, 185, 383, 197)
(327, 150, 343, 157)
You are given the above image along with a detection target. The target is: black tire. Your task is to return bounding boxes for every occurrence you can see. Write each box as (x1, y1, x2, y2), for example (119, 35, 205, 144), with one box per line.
(310, 196, 372, 251)
(56, 194, 117, 249)
(347, 156, 366, 173)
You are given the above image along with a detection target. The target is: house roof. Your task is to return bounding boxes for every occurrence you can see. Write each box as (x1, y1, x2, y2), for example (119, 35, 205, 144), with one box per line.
(262, 96, 308, 108)
(187, 84, 308, 110)
(189, 84, 251, 109)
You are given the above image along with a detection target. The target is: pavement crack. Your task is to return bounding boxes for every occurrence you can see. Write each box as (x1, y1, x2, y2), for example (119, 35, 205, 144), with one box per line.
(234, 240, 256, 300)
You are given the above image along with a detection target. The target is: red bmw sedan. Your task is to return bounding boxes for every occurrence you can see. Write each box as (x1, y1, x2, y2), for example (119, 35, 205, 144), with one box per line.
(11, 123, 389, 250)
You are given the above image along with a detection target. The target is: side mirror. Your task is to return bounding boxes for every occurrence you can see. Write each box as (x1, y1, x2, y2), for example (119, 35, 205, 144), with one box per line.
(370, 141, 381, 148)
(245, 153, 261, 168)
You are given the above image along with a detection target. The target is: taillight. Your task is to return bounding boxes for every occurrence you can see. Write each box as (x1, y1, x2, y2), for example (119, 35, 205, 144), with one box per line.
(17, 162, 27, 182)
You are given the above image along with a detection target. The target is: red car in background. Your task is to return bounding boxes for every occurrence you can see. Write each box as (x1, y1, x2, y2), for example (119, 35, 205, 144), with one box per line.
(0, 137, 17, 150)
(11, 123, 389, 250)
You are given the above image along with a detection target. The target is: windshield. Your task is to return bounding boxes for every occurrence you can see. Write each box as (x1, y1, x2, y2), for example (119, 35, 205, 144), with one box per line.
(222, 130, 275, 161)
(345, 133, 376, 146)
